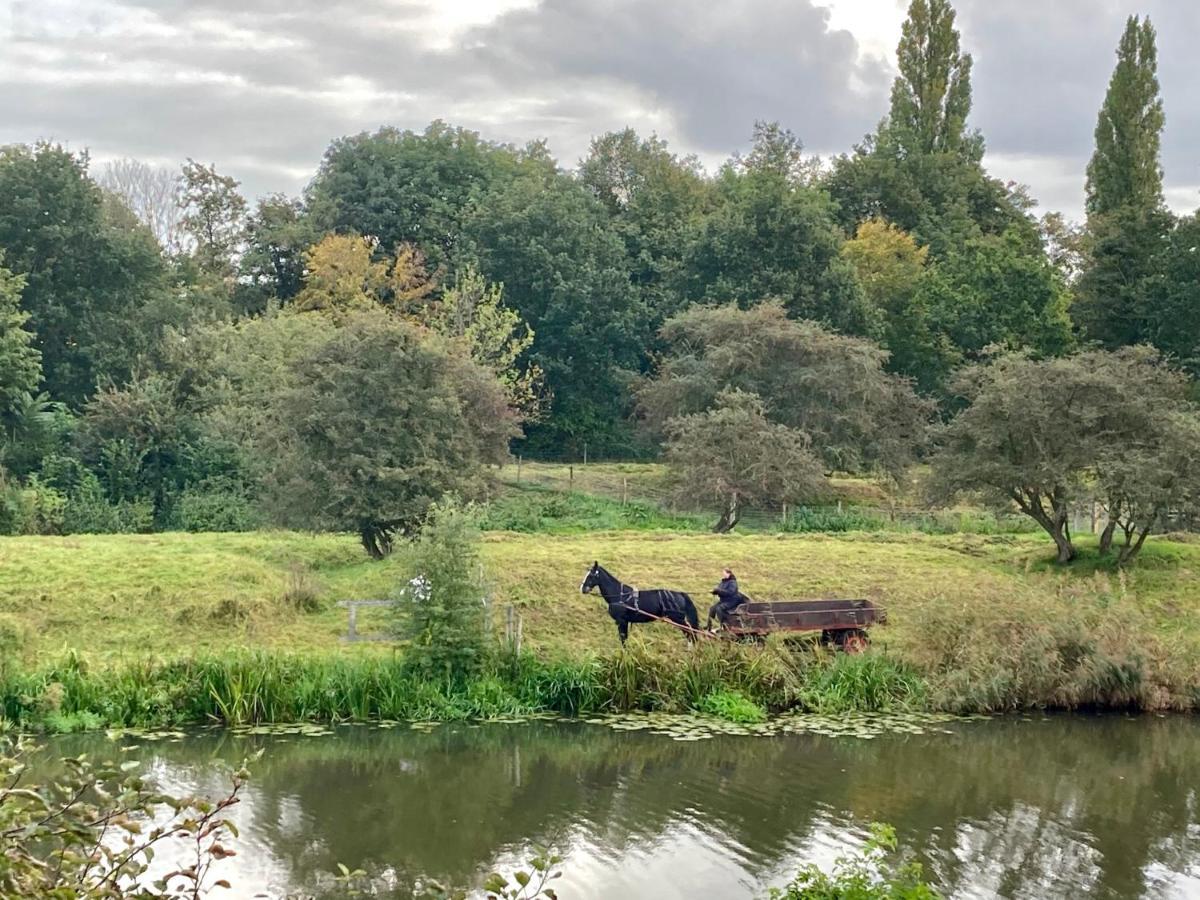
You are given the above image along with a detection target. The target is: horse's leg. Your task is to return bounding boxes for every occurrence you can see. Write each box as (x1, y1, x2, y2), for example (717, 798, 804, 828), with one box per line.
(617, 620, 629, 645)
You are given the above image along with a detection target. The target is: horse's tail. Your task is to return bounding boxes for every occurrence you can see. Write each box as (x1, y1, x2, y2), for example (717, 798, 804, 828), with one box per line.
(683, 594, 699, 632)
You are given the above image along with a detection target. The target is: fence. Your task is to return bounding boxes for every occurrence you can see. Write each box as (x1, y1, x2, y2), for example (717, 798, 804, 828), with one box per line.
(494, 460, 1197, 537)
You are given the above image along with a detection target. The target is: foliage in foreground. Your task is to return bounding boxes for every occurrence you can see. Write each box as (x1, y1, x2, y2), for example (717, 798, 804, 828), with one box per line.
(768, 823, 939, 900)
(0, 738, 248, 898)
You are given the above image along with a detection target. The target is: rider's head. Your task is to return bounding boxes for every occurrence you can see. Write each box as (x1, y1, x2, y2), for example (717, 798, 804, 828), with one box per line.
(722, 567, 733, 579)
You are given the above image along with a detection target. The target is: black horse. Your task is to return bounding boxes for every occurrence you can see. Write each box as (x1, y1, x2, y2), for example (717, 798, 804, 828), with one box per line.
(580, 562, 700, 644)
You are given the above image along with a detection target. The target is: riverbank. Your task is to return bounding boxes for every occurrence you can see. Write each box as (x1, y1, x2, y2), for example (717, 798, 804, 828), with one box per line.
(1, 529, 1198, 728)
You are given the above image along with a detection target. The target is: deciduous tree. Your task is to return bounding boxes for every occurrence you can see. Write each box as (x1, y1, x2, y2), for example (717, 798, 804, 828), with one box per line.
(664, 389, 826, 532)
(639, 302, 932, 478)
(178, 159, 248, 279)
(258, 312, 516, 557)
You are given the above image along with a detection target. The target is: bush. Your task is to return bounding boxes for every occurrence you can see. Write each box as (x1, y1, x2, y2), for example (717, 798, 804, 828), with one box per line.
(392, 500, 490, 683)
(60, 471, 153, 534)
(282, 563, 323, 614)
(173, 479, 263, 532)
(0, 737, 249, 897)
(768, 823, 939, 899)
(697, 689, 767, 723)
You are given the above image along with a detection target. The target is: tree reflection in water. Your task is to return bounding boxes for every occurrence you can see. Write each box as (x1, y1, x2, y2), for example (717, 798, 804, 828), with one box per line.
(36, 715, 1200, 899)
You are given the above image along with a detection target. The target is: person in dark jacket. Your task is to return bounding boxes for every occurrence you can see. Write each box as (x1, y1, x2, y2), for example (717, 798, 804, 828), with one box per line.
(706, 567, 746, 631)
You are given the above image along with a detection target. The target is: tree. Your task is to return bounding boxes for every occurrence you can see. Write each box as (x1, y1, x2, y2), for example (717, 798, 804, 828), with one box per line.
(579, 129, 710, 326)
(258, 312, 516, 558)
(97, 158, 184, 251)
(918, 229, 1072, 363)
(840, 218, 953, 390)
(391, 500, 490, 681)
(928, 348, 1193, 564)
(1074, 16, 1171, 349)
(681, 125, 867, 334)
(465, 171, 644, 456)
(0, 254, 41, 418)
(639, 302, 932, 478)
(293, 233, 388, 314)
(1085, 16, 1164, 219)
(1154, 213, 1200, 374)
(75, 372, 214, 527)
(889, 0, 974, 157)
(1095, 411, 1200, 565)
(826, 0, 1034, 258)
(0, 144, 172, 407)
(415, 267, 545, 420)
(238, 193, 318, 312)
(178, 159, 248, 279)
(307, 121, 546, 273)
(664, 389, 826, 532)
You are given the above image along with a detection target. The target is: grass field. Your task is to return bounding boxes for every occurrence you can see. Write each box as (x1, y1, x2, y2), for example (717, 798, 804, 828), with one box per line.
(3, 461, 1199, 720)
(3, 527, 1199, 667)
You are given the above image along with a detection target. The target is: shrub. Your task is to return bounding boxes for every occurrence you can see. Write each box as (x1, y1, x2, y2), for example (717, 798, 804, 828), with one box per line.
(60, 471, 153, 534)
(282, 563, 323, 614)
(173, 479, 263, 532)
(697, 689, 767, 723)
(392, 500, 490, 683)
(0, 737, 249, 897)
(768, 823, 939, 899)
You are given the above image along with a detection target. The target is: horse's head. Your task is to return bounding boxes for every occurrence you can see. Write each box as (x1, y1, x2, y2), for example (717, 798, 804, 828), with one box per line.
(580, 561, 603, 595)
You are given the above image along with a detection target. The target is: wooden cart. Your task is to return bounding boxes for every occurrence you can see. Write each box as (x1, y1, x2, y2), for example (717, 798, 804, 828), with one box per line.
(724, 599, 884, 652)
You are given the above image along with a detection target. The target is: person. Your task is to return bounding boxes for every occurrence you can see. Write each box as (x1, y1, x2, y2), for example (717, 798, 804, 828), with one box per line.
(706, 567, 746, 631)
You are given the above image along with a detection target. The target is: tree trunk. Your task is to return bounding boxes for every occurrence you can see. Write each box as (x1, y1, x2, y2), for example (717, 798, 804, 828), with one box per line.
(712, 492, 740, 534)
(1052, 527, 1076, 563)
(1014, 491, 1076, 564)
(360, 525, 393, 560)
(1098, 520, 1117, 555)
(1117, 525, 1152, 567)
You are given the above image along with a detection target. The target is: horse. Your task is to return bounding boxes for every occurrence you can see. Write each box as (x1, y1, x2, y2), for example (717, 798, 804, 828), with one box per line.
(580, 562, 701, 645)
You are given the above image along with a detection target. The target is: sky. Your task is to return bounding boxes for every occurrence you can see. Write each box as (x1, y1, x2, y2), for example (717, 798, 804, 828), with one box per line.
(3, 0, 1198, 221)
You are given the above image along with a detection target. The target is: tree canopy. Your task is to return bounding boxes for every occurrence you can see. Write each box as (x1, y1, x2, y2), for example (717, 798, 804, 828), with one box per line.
(639, 302, 932, 478)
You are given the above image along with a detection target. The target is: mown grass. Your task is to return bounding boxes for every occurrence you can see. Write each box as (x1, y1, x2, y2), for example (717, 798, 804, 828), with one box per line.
(2, 529, 1199, 719)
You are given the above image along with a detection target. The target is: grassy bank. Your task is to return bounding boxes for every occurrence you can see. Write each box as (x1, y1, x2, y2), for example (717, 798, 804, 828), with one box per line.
(2, 529, 1199, 722)
(0, 643, 929, 732)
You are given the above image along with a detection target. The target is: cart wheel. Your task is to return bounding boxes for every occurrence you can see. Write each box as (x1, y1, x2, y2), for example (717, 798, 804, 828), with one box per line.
(840, 629, 869, 654)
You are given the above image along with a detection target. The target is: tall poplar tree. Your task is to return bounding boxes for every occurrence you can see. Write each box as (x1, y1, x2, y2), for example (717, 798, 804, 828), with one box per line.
(888, 0, 976, 158)
(827, 0, 1032, 256)
(1085, 16, 1164, 219)
(1074, 16, 1172, 349)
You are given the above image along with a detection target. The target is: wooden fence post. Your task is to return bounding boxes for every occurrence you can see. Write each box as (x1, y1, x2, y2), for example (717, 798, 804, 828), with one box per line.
(517, 455, 522, 483)
(623, 477, 629, 506)
(583, 443, 588, 465)
(781, 502, 788, 524)
(569, 465, 574, 492)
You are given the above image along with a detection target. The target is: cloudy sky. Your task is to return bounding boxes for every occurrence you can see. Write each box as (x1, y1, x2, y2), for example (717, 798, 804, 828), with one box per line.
(3, 0, 1198, 220)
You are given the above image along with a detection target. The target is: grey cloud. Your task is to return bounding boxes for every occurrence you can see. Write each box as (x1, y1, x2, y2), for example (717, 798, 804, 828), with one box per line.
(462, 0, 887, 155)
(4, 0, 1197, 219)
(2, 0, 885, 199)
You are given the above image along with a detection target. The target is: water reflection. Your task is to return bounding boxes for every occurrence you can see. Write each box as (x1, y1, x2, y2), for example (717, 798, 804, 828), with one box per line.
(36, 715, 1200, 898)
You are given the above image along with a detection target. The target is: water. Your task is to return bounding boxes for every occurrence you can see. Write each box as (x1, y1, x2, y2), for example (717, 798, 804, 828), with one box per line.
(32, 715, 1200, 898)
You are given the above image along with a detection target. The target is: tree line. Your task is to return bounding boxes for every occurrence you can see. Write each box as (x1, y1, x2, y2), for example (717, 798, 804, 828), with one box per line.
(0, 0, 1196, 562)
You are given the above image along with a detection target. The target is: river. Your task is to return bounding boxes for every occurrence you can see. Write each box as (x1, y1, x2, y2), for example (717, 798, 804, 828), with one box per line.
(32, 714, 1200, 898)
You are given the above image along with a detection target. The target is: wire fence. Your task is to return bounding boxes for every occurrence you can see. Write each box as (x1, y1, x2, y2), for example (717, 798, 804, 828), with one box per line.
(495, 459, 1198, 536)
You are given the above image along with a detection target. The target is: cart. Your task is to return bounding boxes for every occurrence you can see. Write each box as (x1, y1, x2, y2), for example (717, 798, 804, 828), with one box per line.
(724, 599, 884, 652)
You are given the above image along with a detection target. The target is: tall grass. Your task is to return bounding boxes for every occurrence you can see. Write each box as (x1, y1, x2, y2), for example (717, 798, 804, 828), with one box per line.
(0, 643, 929, 732)
(898, 575, 1200, 713)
